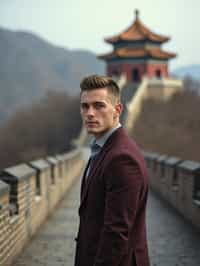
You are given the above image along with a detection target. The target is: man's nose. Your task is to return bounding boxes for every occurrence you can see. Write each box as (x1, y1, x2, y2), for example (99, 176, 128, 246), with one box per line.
(86, 106, 95, 116)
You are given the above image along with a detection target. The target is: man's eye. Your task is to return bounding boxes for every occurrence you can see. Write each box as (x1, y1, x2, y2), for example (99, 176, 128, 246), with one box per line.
(95, 103, 105, 109)
(81, 104, 88, 110)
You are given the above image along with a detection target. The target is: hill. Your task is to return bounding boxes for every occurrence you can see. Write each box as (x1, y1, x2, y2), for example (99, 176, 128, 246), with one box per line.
(0, 27, 105, 123)
(173, 64, 200, 81)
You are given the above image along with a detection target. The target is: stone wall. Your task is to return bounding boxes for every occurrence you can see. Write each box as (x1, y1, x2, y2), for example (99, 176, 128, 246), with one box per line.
(144, 151, 200, 230)
(125, 77, 183, 132)
(0, 149, 84, 266)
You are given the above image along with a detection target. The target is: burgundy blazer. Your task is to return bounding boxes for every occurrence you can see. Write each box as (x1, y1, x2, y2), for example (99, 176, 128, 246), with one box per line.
(74, 127, 150, 266)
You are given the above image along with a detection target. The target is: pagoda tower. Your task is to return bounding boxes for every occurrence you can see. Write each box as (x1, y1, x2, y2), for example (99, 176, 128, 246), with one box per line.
(98, 10, 176, 82)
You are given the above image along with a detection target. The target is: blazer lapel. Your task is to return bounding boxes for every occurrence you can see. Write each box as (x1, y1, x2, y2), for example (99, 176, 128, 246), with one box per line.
(80, 157, 92, 201)
(79, 147, 107, 210)
(79, 127, 125, 211)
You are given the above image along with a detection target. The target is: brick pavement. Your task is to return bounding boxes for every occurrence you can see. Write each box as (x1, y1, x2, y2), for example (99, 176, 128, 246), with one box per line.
(14, 178, 81, 266)
(147, 190, 200, 266)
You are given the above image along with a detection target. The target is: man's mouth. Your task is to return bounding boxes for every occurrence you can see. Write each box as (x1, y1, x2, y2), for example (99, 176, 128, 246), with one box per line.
(85, 121, 98, 126)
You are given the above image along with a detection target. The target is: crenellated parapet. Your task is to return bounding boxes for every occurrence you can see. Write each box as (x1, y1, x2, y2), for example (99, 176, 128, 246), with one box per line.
(144, 151, 200, 230)
(0, 149, 84, 266)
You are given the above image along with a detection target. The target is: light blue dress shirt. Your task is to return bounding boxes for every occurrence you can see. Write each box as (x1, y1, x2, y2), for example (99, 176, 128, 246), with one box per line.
(86, 123, 122, 178)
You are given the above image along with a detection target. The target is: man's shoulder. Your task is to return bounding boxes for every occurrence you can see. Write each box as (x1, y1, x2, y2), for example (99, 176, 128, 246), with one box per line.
(110, 128, 139, 151)
(106, 127, 145, 164)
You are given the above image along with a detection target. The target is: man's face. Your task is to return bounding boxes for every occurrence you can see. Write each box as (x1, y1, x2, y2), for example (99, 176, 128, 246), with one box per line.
(80, 88, 122, 139)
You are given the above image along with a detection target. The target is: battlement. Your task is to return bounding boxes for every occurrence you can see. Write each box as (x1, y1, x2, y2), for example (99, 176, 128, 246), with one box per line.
(144, 151, 200, 230)
(0, 149, 84, 266)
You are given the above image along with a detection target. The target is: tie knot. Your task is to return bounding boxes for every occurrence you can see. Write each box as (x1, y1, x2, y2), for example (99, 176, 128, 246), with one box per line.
(90, 142, 101, 157)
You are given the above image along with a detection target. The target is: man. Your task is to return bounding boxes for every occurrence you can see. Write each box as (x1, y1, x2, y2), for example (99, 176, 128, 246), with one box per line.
(75, 75, 150, 266)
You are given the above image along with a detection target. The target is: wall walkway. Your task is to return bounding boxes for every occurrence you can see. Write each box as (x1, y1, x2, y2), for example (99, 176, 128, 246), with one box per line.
(12, 148, 200, 266)
(13, 169, 200, 266)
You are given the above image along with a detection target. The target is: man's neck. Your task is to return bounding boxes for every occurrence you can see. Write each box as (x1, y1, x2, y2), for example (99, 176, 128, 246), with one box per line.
(93, 123, 121, 147)
(94, 121, 120, 140)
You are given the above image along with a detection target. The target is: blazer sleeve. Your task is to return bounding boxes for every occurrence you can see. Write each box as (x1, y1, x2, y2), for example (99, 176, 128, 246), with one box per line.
(93, 154, 143, 266)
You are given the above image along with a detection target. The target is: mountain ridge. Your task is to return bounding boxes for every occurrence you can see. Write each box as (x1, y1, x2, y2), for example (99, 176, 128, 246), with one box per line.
(0, 27, 105, 123)
(0, 26, 199, 124)
(172, 64, 200, 80)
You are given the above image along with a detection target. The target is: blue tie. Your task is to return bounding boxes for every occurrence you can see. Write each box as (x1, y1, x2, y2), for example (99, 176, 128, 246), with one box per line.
(86, 143, 101, 178)
(91, 142, 101, 157)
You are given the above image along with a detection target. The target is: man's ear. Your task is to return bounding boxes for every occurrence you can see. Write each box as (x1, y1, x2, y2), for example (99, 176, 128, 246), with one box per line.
(115, 103, 123, 117)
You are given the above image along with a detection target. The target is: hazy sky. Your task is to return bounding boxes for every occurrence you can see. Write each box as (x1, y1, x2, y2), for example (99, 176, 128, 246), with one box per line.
(0, 0, 199, 69)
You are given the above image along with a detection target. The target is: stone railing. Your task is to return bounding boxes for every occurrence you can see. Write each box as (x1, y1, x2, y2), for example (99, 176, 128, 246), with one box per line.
(112, 73, 127, 91)
(125, 77, 148, 131)
(143, 151, 200, 230)
(147, 77, 183, 89)
(0, 149, 84, 266)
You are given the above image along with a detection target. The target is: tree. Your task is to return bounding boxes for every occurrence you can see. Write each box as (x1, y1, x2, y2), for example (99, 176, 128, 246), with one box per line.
(0, 91, 82, 170)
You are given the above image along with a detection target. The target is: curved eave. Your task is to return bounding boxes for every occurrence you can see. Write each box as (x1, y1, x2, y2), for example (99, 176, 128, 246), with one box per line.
(98, 47, 177, 60)
(104, 17, 170, 44)
(98, 53, 115, 60)
(105, 35, 170, 44)
(98, 52, 177, 61)
(150, 51, 177, 60)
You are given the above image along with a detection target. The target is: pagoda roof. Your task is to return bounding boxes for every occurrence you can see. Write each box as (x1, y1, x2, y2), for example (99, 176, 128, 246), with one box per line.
(98, 47, 176, 60)
(105, 10, 170, 44)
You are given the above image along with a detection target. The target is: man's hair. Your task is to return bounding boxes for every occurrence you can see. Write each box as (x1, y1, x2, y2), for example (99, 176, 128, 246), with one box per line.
(80, 75, 121, 103)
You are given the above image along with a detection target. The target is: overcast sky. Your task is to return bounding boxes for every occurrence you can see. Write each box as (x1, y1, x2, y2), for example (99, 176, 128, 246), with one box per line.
(0, 0, 199, 70)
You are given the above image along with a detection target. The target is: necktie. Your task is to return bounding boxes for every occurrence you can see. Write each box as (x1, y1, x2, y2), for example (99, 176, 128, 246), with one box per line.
(91, 142, 101, 157)
(86, 142, 101, 179)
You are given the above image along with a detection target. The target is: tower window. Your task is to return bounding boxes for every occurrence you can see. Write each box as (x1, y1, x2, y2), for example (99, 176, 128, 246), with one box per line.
(112, 70, 119, 76)
(155, 69, 161, 78)
(132, 68, 140, 82)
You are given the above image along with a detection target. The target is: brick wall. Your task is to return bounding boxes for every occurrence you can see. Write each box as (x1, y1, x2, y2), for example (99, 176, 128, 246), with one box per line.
(0, 181, 10, 266)
(107, 62, 168, 82)
(146, 63, 168, 78)
(144, 151, 200, 230)
(0, 149, 84, 266)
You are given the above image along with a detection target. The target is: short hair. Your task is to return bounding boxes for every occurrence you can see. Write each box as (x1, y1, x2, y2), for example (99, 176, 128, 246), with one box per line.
(80, 75, 121, 103)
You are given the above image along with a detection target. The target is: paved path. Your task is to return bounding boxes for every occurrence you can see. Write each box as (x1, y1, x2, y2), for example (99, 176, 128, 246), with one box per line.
(14, 178, 81, 266)
(147, 191, 200, 266)
(14, 159, 200, 266)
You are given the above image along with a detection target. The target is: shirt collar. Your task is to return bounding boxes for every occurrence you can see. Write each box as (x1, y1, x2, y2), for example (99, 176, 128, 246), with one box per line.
(90, 123, 122, 149)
